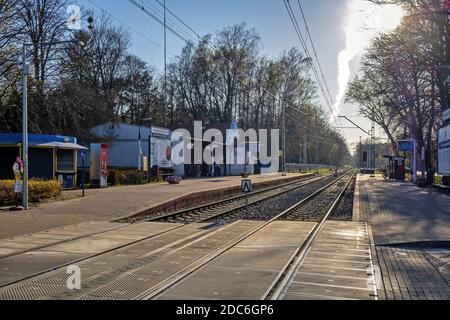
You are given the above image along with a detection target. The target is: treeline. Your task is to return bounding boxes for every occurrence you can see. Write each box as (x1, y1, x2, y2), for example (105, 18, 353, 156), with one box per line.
(346, 0, 447, 170)
(0, 0, 350, 166)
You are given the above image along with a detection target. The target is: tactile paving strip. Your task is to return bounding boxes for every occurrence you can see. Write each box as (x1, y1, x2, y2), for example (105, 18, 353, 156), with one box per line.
(82, 274, 168, 300)
(0, 283, 62, 300)
(282, 221, 377, 300)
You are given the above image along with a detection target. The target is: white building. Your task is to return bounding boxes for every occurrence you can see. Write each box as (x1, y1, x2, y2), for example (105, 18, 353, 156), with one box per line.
(90, 122, 174, 172)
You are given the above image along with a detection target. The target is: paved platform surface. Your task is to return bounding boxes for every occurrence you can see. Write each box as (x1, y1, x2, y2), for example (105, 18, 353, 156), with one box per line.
(356, 175, 450, 300)
(0, 220, 268, 300)
(282, 221, 376, 300)
(0, 173, 306, 239)
(157, 221, 316, 300)
(0, 222, 180, 287)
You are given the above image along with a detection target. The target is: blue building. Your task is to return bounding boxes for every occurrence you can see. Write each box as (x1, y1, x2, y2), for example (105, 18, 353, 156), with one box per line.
(0, 133, 86, 189)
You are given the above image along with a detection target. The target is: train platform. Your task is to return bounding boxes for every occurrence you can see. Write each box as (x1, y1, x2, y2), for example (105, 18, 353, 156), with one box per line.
(354, 175, 450, 300)
(0, 173, 310, 239)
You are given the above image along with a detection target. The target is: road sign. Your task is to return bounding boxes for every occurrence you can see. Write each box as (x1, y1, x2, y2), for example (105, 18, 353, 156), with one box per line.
(398, 140, 414, 152)
(241, 179, 252, 193)
(443, 108, 450, 122)
(398, 139, 417, 183)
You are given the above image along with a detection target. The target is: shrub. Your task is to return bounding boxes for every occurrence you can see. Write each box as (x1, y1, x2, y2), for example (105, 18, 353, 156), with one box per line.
(108, 170, 146, 186)
(0, 179, 61, 205)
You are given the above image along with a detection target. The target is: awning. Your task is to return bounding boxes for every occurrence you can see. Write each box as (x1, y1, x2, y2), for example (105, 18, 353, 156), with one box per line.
(36, 142, 88, 150)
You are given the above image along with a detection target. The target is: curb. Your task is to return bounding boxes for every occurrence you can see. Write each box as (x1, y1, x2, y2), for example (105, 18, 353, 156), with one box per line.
(352, 174, 361, 222)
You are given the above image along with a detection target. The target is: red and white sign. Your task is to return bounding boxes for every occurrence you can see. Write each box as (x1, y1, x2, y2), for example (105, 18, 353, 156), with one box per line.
(101, 144, 108, 177)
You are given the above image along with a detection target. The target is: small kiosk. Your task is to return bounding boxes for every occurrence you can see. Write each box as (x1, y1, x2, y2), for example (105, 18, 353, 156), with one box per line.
(384, 155, 406, 181)
(0, 133, 87, 189)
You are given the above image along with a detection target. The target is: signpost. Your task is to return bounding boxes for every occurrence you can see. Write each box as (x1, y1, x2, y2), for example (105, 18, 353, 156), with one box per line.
(241, 178, 252, 210)
(80, 151, 86, 197)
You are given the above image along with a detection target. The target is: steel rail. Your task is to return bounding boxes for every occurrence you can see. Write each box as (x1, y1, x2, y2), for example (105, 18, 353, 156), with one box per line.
(263, 171, 356, 300)
(147, 174, 333, 223)
(0, 175, 316, 261)
(144, 171, 354, 300)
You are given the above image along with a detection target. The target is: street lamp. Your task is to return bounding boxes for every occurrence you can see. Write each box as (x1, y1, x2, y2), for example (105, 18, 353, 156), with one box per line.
(21, 39, 84, 209)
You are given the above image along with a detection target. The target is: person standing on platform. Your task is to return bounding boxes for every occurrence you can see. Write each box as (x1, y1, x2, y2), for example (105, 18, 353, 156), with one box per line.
(11, 156, 23, 209)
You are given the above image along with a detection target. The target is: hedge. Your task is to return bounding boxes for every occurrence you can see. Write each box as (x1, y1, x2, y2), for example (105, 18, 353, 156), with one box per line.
(108, 170, 164, 186)
(0, 180, 62, 205)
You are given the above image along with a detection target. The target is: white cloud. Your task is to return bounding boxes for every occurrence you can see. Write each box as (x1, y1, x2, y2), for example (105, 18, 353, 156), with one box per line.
(335, 0, 404, 110)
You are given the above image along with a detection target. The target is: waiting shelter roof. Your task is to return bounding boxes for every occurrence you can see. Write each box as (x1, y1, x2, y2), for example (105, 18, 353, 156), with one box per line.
(0, 133, 86, 150)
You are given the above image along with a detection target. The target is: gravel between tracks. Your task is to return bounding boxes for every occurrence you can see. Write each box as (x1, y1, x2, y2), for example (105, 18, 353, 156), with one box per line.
(329, 175, 356, 221)
(218, 175, 344, 223)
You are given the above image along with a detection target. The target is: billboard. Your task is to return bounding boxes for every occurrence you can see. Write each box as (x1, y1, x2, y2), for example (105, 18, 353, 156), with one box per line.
(438, 125, 450, 175)
(149, 126, 172, 169)
(150, 136, 172, 169)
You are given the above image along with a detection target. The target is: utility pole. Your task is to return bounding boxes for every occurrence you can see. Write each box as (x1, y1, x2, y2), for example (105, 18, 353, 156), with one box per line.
(445, 0, 450, 68)
(303, 133, 308, 165)
(282, 101, 287, 176)
(359, 136, 362, 168)
(22, 43, 28, 210)
(371, 119, 375, 172)
(21, 40, 84, 210)
(163, 0, 167, 128)
(316, 116, 319, 174)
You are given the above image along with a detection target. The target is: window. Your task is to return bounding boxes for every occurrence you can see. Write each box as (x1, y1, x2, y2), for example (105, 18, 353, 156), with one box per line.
(57, 149, 74, 171)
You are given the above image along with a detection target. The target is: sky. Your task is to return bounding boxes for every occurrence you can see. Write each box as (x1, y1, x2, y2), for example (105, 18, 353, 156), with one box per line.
(76, 0, 404, 148)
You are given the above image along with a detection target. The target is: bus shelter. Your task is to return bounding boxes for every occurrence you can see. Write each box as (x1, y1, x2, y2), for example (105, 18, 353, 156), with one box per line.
(0, 133, 87, 189)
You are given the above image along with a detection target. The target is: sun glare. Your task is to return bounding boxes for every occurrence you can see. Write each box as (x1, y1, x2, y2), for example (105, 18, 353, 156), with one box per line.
(334, 0, 404, 110)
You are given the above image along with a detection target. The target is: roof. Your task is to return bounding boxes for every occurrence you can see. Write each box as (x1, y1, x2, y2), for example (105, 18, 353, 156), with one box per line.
(90, 122, 171, 140)
(0, 133, 85, 150)
(37, 142, 87, 150)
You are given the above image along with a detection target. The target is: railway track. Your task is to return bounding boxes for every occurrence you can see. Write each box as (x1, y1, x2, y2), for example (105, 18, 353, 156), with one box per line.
(0, 174, 318, 262)
(148, 174, 339, 224)
(147, 171, 358, 300)
(0, 171, 363, 300)
(151, 169, 375, 301)
(263, 170, 358, 299)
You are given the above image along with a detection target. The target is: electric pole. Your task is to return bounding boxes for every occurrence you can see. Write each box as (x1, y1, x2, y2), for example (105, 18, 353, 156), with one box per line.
(163, 0, 167, 128)
(303, 133, 308, 165)
(359, 136, 362, 168)
(371, 119, 375, 171)
(316, 116, 319, 174)
(282, 101, 287, 175)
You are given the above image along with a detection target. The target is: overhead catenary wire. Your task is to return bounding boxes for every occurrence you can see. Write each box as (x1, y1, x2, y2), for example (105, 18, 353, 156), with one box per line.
(87, 0, 346, 162)
(124, 0, 346, 143)
(130, 0, 340, 126)
(141, 0, 200, 43)
(283, 0, 347, 139)
(153, 0, 201, 41)
(297, 0, 339, 117)
(129, 0, 190, 43)
(283, 0, 332, 109)
(296, 0, 346, 137)
(87, 0, 178, 57)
